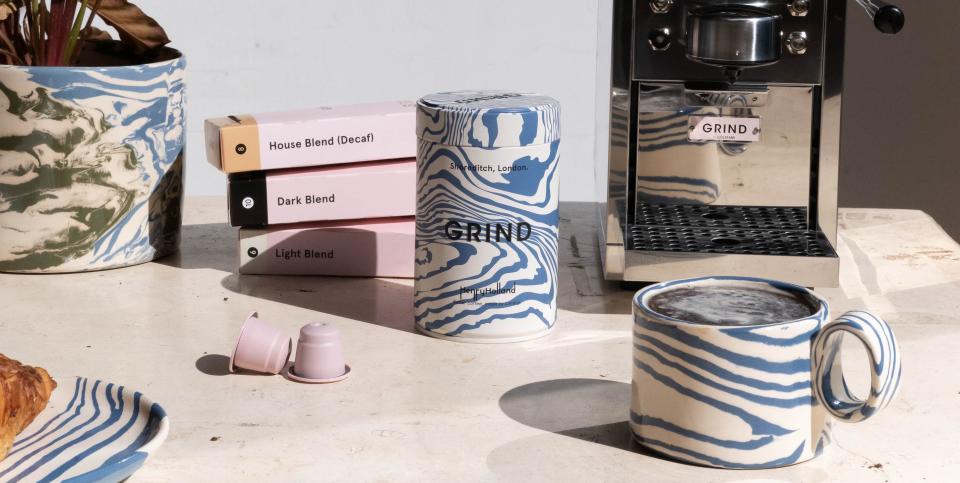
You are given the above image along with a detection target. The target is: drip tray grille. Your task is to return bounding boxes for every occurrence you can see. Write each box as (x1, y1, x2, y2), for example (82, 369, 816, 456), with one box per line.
(635, 204, 809, 230)
(627, 205, 837, 257)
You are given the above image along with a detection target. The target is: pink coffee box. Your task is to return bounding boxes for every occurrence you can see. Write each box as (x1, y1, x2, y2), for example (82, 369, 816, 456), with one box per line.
(205, 101, 416, 174)
(238, 217, 414, 277)
(228, 159, 415, 227)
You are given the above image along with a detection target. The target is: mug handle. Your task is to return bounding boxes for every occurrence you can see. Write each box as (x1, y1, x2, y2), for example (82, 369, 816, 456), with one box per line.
(812, 310, 902, 422)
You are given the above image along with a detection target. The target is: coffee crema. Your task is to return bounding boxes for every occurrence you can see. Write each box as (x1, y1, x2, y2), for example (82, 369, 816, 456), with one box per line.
(646, 286, 818, 326)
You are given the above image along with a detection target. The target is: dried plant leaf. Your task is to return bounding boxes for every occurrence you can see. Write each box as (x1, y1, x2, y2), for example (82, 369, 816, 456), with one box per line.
(0, 1, 20, 21)
(94, 0, 168, 52)
(81, 24, 111, 41)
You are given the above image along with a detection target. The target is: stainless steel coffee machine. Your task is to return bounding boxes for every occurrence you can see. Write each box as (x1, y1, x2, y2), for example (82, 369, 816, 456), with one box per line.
(595, 0, 904, 286)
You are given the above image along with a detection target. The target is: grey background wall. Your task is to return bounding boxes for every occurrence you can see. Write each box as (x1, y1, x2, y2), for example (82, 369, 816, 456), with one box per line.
(839, 0, 960, 237)
(133, 1, 960, 237)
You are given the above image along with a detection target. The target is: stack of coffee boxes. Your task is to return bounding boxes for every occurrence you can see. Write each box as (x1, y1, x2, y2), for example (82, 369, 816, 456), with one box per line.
(204, 102, 416, 277)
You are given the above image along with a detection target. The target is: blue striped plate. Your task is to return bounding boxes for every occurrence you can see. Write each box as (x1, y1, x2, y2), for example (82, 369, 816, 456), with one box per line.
(0, 377, 169, 482)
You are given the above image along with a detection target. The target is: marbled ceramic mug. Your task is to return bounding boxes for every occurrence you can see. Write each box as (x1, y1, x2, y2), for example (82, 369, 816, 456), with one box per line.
(631, 276, 902, 469)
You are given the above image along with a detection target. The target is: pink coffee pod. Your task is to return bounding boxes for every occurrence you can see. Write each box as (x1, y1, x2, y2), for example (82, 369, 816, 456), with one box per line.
(230, 312, 293, 374)
(285, 322, 351, 383)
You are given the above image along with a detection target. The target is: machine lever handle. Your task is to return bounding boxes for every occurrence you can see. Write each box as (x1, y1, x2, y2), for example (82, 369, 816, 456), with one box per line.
(855, 0, 905, 34)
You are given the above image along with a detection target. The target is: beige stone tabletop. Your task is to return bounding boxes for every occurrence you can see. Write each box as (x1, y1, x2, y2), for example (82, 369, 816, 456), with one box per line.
(1, 197, 957, 482)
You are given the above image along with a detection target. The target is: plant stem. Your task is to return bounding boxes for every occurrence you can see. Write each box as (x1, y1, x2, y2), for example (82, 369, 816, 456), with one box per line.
(47, 0, 80, 66)
(35, 0, 46, 66)
(0, 26, 23, 64)
(24, 1, 40, 65)
(0, 46, 23, 64)
(62, 0, 85, 64)
(71, 0, 99, 64)
(80, 0, 99, 34)
(8, 7, 28, 64)
(0, 13, 18, 64)
(45, 0, 59, 65)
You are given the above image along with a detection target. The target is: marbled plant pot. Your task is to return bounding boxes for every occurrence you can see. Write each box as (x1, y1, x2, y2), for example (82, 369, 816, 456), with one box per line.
(0, 44, 185, 273)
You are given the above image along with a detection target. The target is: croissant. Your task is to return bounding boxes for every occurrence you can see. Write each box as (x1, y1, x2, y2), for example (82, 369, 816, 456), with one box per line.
(0, 354, 57, 462)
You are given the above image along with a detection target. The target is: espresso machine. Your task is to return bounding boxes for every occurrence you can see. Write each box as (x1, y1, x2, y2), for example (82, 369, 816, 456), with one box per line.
(595, 0, 904, 286)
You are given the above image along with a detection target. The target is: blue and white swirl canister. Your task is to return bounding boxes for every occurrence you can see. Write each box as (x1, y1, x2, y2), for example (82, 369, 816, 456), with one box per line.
(414, 91, 560, 342)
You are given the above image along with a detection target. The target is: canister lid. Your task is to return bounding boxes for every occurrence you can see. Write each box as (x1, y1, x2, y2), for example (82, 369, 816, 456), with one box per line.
(416, 91, 560, 148)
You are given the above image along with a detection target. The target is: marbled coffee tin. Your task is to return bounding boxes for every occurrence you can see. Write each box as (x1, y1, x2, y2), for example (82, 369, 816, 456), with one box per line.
(415, 91, 560, 342)
(0, 46, 185, 273)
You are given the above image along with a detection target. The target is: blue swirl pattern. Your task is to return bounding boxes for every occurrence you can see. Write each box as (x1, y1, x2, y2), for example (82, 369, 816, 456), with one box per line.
(631, 276, 901, 468)
(636, 109, 720, 205)
(813, 310, 902, 422)
(415, 92, 560, 342)
(0, 377, 169, 482)
(0, 53, 185, 272)
(417, 91, 560, 149)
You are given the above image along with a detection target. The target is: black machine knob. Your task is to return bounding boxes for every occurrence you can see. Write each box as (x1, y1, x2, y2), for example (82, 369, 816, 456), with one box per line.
(788, 0, 810, 17)
(855, 0, 906, 34)
(649, 28, 672, 51)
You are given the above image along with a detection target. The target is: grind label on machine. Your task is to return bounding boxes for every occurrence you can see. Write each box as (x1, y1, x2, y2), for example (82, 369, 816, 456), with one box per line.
(688, 115, 761, 143)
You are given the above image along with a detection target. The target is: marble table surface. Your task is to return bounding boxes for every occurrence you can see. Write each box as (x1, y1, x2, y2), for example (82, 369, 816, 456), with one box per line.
(1, 197, 958, 482)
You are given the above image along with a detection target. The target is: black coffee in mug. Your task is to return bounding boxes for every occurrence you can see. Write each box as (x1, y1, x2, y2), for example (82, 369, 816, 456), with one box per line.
(647, 286, 818, 326)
